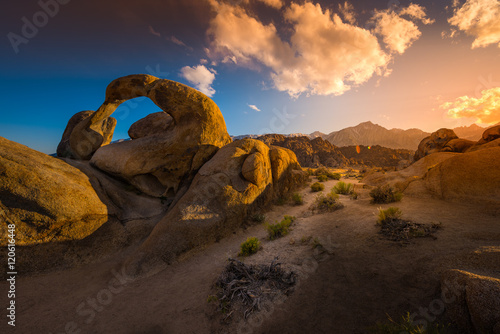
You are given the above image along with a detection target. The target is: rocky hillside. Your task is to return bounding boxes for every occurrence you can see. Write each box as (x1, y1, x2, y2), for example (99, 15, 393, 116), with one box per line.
(256, 134, 349, 168)
(339, 145, 414, 168)
(323, 121, 429, 150)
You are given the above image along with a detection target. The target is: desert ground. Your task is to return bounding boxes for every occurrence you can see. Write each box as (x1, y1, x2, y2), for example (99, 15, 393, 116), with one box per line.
(4, 174, 499, 334)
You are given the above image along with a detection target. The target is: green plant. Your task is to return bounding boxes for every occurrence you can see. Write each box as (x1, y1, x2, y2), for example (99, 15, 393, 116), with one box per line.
(333, 181, 354, 195)
(377, 207, 403, 225)
(301, 235, 312, 243)
(239, 237, 261, 256)
(291, 193, 304, 205)
(371, 312, 449, 333)
(266, 216, 296, 240)
(370, 185, 403, 204)
(329, 172, 341, 180)
(207, 295, 218, 303)
(350, 191, 358, 200)
(311, 192, 344, 212)
(311, 182, 325, 192)
(311, 237, 322, 249)
(251, 213, 266, 223)
(317, 174, 328, 182)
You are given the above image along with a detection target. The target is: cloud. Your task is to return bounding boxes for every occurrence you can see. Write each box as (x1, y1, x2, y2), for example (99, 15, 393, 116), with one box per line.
(148, 25, 161, 37)
(169, 35, 187, 47)
(256, 0, 283, 9)
(448, 0, 500, 48)
(248, 104, 261, 112)
(208, 1, 397, 97)
(440, 87, 500, 124)
(338, 1, 357, 25)
(179, 65, 217, 97)
(371, 4, 433, 55)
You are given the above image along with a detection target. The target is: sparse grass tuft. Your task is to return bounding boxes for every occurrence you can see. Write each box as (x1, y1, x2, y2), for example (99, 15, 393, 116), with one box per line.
(311, 182, 325, 192)
(317, 174, 328, 182)
(292, 193, 304, 205)
(350, 191, 358, 200)
(370, 185, 403, 204)
(251, 213, 266, 223)
(266, 216, 296, 240)
(377, 207, 403, 225)
(333, 181, 354, 195)
(311, 192, 344, 213)
(371, 312, 449, 333)
(239, 237, 261, 256)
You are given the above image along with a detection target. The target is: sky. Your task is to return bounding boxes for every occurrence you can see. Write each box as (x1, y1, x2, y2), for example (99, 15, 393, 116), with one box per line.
(1, 0, 499, 154)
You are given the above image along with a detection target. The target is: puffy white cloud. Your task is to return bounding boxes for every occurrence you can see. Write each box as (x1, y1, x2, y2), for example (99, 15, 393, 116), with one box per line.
(448, 0, 500, 48)
(208, 1, 396, 97)
(248, 104, 261, 112)
(371, 4, 433, 55)
(179, 65, 217, 97)
(441, 87, 500, 124)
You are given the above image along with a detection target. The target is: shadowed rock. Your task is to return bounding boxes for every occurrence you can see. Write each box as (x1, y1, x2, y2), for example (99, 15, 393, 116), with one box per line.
(414, 129, 458, 161)
(57, 110, 116, 158)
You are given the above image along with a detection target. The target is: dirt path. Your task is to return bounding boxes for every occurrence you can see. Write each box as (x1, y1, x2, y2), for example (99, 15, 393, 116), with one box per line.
(3, 178, 500, 334)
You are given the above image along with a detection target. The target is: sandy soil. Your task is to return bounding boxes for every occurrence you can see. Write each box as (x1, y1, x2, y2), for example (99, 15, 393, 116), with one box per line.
(2, 177, 500, 334)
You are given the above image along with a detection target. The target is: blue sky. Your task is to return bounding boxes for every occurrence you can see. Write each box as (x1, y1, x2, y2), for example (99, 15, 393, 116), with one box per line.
(1, 0, 499, 154)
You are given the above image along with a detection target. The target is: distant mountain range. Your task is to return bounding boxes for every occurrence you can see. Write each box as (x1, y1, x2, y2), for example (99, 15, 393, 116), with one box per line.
(232, 121, 490, 151)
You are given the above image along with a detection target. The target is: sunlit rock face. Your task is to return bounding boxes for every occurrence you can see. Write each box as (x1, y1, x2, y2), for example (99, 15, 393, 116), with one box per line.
(125, 139, 308, 275)
(59, 74, 232, 198)
(0, 137, 108, 246)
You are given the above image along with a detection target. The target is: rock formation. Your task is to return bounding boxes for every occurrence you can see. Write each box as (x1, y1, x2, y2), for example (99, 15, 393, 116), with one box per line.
(0, 137, 108, 246)
(339, 145, 414, 168)
(59, 74, 232, 198)
(128, 111, 174, 139)
(57, 110, 116, 158)
(414, 125, 500, 161)
(126, 139, 307, 274)
(442, 269, 500, 333)
(256, 134, 349, 167)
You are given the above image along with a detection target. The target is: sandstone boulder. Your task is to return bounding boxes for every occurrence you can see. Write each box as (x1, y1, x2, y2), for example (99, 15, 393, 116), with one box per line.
(478, 124, 500, 144)
(57, 110, 116, 158)
(414, 129, 458, 161)
(441, 138, 476, 153)
(67, 75, 232, 198)
(441, 269, 500, 333)
(0, 137, 108, 246)
(125, 139, 307, 275)
(128, 111, 173, 139)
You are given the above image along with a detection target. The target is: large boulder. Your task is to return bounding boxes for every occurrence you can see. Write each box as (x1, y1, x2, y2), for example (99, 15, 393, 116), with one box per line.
(57, 110, 116, 158)
(128, 111, 173, 139)
(478, 125, 500, 144)
(0, 137, 108, 246)
(125, 139, 307, 275)
(67, 75, 232, 198)
(414, 129, 458, 161)
(441, 270, 500, 333)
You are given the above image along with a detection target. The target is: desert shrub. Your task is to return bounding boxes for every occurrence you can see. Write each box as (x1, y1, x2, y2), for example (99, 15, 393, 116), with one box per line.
(370, 185, 403, 204)
(239, 237, 261, 256)
(371, 312, 449, 333)
(275, 196, 288, 206)
(350, 191, 358, 200)
(251, 213, 266, 223)
(333, 181, 354, 195)
(317, 174, 328, 182)
(306, 168, 314, 176)
(377, 207, 403, 225)
(291, 193, 304, 205)
(266, 216, 296, 240)
(311, 192, 344, 212)
(329, 172, 341, 180)
(311, 182, 325, 192)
